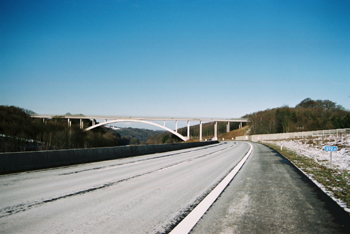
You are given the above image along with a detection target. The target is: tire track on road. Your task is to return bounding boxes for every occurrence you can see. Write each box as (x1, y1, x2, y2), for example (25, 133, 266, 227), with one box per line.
(0, 143, 234, 219)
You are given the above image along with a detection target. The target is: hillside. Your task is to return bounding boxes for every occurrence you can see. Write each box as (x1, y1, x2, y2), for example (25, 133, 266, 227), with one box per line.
(1, 97, 348, 150)
(265, 135, 350, 212)
(0, 106, 160, 152)
(218, 126, 249, 140)
(108, 127, 164, 144)
(248, 98, 350, 135)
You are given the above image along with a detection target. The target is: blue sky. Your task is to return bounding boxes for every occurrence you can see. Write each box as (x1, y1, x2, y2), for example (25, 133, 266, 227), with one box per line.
(1, 0, 350, 123)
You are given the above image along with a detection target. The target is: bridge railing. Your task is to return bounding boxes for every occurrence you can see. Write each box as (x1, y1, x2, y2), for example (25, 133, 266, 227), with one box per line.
(236, 128, 350, 142)
(31, 115, 249, 141)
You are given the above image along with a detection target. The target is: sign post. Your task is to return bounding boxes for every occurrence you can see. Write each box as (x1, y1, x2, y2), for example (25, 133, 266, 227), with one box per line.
(324, 146, 338, 168)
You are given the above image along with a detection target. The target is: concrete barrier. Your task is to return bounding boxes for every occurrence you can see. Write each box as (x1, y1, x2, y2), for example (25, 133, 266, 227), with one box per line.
(236, 128, 350, 142)
(0, 141, 219, 174)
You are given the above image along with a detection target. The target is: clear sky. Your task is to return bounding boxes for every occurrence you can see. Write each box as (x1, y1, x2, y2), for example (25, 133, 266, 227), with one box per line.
(1, 0, 350, 121)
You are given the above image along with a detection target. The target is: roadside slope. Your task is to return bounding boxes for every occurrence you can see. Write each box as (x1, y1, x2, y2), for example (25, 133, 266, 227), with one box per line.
(265, 137, 350, 214)
(191, 143, 350, 233)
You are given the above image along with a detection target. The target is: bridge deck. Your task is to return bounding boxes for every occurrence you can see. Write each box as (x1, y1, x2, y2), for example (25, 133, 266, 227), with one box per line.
(31, 115, 249, 122)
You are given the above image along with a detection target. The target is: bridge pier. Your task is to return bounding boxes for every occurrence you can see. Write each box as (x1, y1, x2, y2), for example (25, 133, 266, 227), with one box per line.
(187, 121, 190, 139)
(31, 115, 249, 142)
(214, 121, 218, 140)
(200, 121, 203, 141)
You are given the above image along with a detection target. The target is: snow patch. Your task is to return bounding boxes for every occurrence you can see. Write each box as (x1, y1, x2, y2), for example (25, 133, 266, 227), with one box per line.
(265, 134, 350, 213)
(269, 134, 350, 172)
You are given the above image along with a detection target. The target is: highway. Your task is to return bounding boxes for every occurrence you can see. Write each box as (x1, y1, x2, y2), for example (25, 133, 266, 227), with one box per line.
(0, 142, 250, 234)
(191, 143, 350, 233)
(1, 141, 349, 233)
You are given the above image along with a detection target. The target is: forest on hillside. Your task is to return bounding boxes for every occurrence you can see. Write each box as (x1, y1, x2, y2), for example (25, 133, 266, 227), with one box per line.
(1, 98, 349, 151)
(248, 98, 350, 135)
(0, 106, 160, 152)
(112, 127, 164, 145)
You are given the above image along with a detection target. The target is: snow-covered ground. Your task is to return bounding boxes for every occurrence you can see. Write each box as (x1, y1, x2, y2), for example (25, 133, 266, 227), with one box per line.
(266, 134, 350, 172)
(265, 134, 350, 213)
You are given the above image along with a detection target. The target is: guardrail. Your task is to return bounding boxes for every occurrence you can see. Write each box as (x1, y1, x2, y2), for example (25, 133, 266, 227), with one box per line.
(236, 128, 350, 142)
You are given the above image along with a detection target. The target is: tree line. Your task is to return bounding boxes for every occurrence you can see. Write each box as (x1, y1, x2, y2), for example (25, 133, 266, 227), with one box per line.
(2, 98, 347, 150)
(0, 106, 130, 152)
(247, 98, 350, 135)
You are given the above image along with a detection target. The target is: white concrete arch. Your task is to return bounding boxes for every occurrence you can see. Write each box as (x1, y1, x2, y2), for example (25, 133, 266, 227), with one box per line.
(84, 119, 189, 141)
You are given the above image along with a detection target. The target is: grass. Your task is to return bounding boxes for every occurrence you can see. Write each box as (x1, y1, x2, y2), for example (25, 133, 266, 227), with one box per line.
(219, 126, 249, 140)
(265, 143, 350, 212)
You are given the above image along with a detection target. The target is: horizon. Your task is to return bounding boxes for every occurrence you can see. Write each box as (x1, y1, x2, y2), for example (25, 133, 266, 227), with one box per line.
(1, 1, 349, 123)
(13, 96, 350, 118)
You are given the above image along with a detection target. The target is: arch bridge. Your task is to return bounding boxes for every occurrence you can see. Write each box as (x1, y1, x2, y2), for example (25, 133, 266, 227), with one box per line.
(31, 115, 249, 141)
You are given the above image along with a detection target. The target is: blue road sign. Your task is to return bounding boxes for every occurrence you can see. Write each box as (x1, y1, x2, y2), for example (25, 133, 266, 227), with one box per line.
(325, 146, 338, 152)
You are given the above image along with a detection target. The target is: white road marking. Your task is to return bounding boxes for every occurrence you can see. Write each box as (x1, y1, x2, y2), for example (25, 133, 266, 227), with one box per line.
(169, 142, 253, 234)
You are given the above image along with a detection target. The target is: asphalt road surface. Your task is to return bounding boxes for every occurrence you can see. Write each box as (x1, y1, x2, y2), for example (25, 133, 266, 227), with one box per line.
(0, 142, 249, 233)
(190, 142, 350, 233)
(1, 142, 349, 233)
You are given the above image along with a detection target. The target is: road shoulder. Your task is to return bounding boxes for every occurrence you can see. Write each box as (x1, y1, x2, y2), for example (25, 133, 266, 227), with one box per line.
(190, 142, 350, 233)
